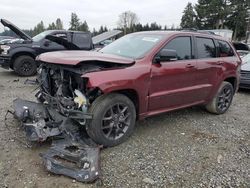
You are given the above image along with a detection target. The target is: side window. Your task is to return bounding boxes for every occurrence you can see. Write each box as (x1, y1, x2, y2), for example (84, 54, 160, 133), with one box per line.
(217, 40, 235, 57)
(163, 37, 192, 60)
(196, 37, 216, 58)
(53, 33, 67, 40)
(73, 33, 91, 49)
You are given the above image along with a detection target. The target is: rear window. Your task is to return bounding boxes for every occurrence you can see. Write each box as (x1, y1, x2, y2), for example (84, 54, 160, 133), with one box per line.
(196, 37, 216, 59)
(217, 40, 235, 57)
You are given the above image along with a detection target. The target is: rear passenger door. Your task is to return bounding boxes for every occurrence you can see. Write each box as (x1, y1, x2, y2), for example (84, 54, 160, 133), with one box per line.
(194, 36, 223, 100)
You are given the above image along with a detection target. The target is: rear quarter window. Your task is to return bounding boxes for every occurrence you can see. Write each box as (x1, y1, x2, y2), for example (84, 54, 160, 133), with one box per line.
(217, 40, 235, 57)
(196, 37, 216, 59)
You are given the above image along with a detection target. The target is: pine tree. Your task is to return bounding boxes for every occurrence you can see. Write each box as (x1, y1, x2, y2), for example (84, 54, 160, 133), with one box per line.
(47, 22, 56, 30)
(180, 2, 197, 29)
(33, 21, 45, 35)
(226, 0, 250, 40)
(55, 18, 63, 30)
(195, 0, 229, 29)
(69, 13, 81, 30)
(150, 22, 162, 30)
(78, 20, 89, 32)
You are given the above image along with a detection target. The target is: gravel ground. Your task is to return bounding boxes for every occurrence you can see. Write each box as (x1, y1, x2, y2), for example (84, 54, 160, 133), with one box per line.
(0, 68, 249, 188)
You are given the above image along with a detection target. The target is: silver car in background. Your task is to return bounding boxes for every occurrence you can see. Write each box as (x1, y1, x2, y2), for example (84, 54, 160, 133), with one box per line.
(240, 53, 250, 89)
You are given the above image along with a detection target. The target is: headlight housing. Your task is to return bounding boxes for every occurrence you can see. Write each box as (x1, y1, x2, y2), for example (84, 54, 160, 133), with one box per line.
(0, 45, 11, 55)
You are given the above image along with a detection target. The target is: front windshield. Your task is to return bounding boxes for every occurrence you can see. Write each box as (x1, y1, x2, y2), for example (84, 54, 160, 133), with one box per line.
(242, 53, 250, 64)
(100, 34, 163, 59)
(32, 30, 52, 42)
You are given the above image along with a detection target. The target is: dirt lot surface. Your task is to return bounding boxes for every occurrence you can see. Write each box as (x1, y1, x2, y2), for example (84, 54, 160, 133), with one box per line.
(0, 68, 249, 188)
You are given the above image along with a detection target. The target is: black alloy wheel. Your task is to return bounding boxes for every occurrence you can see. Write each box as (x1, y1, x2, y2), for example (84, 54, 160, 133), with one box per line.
(13, 55, 37, 76)
(205, 81, 234, 114)
(217, 85, 233, 112)
(102, 103, 131, 140)
(86, 93, 136, 147)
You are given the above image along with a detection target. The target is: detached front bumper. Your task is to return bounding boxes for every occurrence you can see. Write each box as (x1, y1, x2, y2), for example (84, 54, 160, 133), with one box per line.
(13, 98, 93, 140)
(12, 98, 100, 182)
(0, 55, 11, 69)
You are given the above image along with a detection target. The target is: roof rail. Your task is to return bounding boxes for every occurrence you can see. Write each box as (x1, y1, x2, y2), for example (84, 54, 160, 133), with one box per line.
(181, 29, 217, 35)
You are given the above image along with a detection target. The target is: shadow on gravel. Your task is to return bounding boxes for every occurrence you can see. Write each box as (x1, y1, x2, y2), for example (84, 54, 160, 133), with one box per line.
(135, 106, 207, 131)
(0, 69, 37, 78)
(238, 88, 250, 94)
(0, 69, 17, 77)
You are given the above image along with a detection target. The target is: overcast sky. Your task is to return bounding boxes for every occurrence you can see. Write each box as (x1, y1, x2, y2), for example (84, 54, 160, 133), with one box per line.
(0, 0, 198, 32)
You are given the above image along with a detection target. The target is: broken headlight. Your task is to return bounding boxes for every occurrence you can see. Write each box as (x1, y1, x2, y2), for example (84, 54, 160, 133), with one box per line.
(0, 45, 10, 55)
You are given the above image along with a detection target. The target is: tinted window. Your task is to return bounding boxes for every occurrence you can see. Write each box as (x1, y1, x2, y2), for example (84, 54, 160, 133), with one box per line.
(233, 43, 249, 51)
(196, 37, 216, 58)
(73, 33, 92, 49)
(218, 40, 235, 57)
(164, 37, 192, 60)
(54, 33, 67, 40)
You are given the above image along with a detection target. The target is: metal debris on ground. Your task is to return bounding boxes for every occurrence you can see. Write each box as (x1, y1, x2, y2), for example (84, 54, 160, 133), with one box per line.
(6, 98, 101, 183)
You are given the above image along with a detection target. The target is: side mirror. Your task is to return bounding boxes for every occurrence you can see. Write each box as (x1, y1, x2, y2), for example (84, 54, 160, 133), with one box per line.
(154, 49, 177, 63)
(43, 40, 51, 47)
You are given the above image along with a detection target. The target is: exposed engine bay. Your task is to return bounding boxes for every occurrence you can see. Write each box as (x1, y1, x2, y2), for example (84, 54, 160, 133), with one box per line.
(12, 61, 131, 182)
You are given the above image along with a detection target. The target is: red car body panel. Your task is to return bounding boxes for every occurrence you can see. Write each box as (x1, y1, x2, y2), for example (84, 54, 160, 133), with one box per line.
(37, 51, 135, 65)
(38, 31, 241, 120)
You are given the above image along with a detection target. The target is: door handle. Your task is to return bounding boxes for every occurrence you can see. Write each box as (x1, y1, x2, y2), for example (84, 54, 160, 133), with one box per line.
(186, 64, 195, 68)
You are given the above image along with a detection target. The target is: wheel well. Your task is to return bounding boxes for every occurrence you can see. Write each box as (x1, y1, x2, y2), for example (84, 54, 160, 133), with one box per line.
(10, 52, 35, 68)
(113, 89, 139, 119)
(224, 77, 237, 92)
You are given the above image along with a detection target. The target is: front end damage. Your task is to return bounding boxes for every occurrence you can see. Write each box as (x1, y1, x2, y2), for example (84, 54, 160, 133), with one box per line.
(12, 62, 108, 182)
(8, 48, 136, 182)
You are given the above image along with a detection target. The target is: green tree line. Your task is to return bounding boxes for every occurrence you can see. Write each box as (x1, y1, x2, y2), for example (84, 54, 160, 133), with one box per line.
(180, 0, 250, 40)
(0, 11, 173, 37)
(2, 2, 248, 41)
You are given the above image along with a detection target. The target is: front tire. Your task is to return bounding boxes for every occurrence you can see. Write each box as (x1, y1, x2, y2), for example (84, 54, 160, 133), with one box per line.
(13, 55, 37, 76)
(205, 81, 234, 114)
(86, 93, 136, 147)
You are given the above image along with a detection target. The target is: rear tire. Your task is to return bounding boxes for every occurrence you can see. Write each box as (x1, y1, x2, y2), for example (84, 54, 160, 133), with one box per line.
(13, 55, 37, 76)
(205, 81, 234, 114)
(86, 93, 136, 147)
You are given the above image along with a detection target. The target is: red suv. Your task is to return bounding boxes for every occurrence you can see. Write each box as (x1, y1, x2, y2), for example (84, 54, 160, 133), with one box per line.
(14, 31, 241, 147)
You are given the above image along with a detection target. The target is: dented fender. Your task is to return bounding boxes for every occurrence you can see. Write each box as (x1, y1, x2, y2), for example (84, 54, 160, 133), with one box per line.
(83, 64, 151, 116)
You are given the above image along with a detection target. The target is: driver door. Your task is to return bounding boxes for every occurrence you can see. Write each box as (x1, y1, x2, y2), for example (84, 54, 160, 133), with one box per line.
(148, 36, 199, 111)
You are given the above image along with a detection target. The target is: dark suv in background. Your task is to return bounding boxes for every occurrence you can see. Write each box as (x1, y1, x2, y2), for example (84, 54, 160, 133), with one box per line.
(0, 19, 93, 76)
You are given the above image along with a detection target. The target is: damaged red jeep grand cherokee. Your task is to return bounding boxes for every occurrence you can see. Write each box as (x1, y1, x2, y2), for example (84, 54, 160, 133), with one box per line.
(14, 31, 241, 148)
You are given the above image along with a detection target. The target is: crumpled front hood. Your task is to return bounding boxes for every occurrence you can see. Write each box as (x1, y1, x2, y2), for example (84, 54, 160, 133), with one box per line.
(36, 51, 135, 65)
(241, 62, 250, 71)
